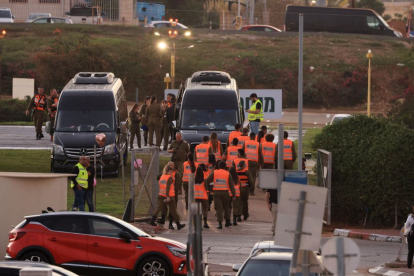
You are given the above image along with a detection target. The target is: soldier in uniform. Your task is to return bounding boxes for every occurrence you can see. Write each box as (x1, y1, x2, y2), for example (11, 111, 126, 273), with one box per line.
(168, 132, 190, 174)
(161, 100, 170, 151)
(129, 103, 141, 149)
(145, 96, 165, 149)
(46, 88, 58, 141)
(25, 86, 47, 140)
(138, 96, 151, 146)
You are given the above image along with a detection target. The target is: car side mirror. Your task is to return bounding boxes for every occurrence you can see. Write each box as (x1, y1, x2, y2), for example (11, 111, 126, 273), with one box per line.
(232, 263, 242, 272)
(119, 231, 132, 243)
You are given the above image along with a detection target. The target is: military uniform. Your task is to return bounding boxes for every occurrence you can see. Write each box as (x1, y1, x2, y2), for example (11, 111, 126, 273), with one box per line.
(276, 139, 297, 169)
(27, 94, 47, 139)
(129, 109, 141, 148)
(161, 109, 169, 150)
(242, 140, 262, 194)
(138, 104, 149, 146)
(259, 141, 277, 169)
(159, 170, 182, 222)
(169, 140, 190, 174)
(232, 159, 254, 220)
(205, 169, 235, 226)
(46, 95, 58, 140)
(145, 103, 164, 147)
(151, 176, 180, 222)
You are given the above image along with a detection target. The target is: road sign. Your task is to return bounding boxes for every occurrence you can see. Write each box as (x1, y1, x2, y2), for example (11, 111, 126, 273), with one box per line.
(258, 170, 308, 189)
(322, 237, 361, 276)
(274, 182, 327, 251)
(296, 250, 323, 273)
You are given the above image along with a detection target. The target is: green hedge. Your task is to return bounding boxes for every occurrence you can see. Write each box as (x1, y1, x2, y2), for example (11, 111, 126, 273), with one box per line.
(312, 115, 414, 227)
(0, 98, 32, 122)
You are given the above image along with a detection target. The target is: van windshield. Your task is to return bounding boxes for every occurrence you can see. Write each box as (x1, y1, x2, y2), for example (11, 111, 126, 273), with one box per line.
(181, 107, 238, 131)
(56, 92, 116, 132)
(0, 10, 11, 18)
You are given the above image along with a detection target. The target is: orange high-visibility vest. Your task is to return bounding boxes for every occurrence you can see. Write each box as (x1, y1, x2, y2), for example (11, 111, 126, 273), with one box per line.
(244, 140, 260, 162)
(228, 130, 242, 145)
(213, 169, 230, 191)
(34, 95, 46, 111)
(234, 181, 241, 197)
(208, 140, 222, 161)
(226, 146, 239, 168)
(159, 175, 175, 197)
(283, 139, 293, 160)
(194, 182, 208, 200)
(237, 136, 250, 149)
(234, 158, 249, 187)
(50, 97, 58, 115)
(261, 142, 276, 164)
(195, 143, 210, 165)
(182, 161, 199, 182)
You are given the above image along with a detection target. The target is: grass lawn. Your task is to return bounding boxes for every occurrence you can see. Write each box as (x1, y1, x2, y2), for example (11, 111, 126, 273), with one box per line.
(0, 148, 170, 218)
(0, 121, 36, 126)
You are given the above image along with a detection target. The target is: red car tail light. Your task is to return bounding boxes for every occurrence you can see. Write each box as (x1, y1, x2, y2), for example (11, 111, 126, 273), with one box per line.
(9, 231, 26, 242)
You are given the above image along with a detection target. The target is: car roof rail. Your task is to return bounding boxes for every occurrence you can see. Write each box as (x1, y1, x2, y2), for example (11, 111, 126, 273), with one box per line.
(191, 71, 231, 84)
(73, 72, 115, 84)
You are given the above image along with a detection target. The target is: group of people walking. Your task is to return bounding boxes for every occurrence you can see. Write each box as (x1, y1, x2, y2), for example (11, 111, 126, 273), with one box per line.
(149, 123, 297, 230)
(128, 93, 178, 151)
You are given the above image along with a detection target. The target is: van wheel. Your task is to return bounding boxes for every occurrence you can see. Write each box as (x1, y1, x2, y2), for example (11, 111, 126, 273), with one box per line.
(21, 251, 50, 263)
(137, 256, 169, 276)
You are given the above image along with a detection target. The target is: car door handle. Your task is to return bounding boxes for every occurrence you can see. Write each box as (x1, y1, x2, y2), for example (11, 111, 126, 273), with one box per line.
(49, 237, 57, 242)
(92, 242, 99, 247)
(136, 246, 143, 250)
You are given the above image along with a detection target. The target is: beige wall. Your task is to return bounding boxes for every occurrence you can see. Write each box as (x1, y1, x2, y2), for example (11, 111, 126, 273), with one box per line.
(119, 0, 133, 25)
(384, 2, 411, 18)
(0, 172, 72, 254)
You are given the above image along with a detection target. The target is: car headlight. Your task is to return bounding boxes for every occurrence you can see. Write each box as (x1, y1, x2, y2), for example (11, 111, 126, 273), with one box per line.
(166, 245, 186, 258)
(103, 143, 116, 155)
(53, 144, 64, 155)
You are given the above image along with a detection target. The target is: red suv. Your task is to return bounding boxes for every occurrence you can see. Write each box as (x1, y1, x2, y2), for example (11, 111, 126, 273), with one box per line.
(6, 212, 187, 276)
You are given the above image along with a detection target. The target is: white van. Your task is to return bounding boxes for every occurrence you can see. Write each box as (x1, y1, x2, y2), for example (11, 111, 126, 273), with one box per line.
(0, 8, 14, 23)
(65, 6, 101, 24)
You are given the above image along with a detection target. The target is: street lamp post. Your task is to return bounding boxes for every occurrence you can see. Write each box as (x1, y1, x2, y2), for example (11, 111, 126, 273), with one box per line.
(366, 49, 373, 117)
(171, 41, 176, 89)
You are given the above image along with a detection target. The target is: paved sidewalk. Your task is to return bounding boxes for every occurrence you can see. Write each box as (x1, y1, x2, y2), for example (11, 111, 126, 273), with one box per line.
(334, 228, 402, 243)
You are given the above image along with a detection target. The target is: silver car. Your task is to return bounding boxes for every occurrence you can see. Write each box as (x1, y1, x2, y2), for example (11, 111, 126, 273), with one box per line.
(26, 13, 51, 22)
(31, 17, 73, 24)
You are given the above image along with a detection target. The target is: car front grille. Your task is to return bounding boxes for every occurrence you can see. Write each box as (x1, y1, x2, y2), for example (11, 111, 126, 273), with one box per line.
(65, 147, 103, 159)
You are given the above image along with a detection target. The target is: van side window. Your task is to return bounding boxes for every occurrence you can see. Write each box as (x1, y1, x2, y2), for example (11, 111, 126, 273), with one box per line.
(367, 16, 380, 30)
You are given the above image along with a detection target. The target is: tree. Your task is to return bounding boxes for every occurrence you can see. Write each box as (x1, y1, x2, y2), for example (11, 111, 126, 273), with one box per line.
(356, 0, 385, 15)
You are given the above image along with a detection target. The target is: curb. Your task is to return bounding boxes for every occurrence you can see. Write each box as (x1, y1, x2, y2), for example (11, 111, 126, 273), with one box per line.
(369, 265, 412, 276)
(333, 229, 402, 243)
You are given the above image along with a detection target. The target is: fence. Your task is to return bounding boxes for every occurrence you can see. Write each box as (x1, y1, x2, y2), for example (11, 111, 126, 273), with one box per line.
(73, 0, 120, 21)
(0, 144, 168, 218)
(316, 149, 332, 225)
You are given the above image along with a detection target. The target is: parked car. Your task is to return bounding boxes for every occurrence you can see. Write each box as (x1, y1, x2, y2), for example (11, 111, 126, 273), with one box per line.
(6, 212, 187, 276)
(145, 20, 188, 29)
(0, 261, 79, 276)
(31, 17, 73, 24)
(330, 114, 351, 124)
(249, 241, 292, 256)
(0, 8, 14, 23)
(26, 13, 51, 22)
(240, 25, 282, 32)
(233, 252, 321, 276)
(65, 6, 102, 24)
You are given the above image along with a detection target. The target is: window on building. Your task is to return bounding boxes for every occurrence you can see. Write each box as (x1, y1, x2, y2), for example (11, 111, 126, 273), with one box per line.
(39, 0, 60, 3)
(9, 0, 27, 3)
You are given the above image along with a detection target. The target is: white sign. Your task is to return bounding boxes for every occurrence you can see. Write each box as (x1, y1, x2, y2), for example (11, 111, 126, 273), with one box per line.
(12, 78, 34, 100)
(274, 182, 328, 251)
(164, 89, 283, 119)
(296, 250, 323, 273)
(322, 237, 361, 276)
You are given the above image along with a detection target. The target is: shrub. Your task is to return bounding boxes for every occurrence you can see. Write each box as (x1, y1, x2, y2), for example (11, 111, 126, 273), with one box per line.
(0, 98, 32, 122)
(312, 115, 414, 227)
(383, 14, 392, 21)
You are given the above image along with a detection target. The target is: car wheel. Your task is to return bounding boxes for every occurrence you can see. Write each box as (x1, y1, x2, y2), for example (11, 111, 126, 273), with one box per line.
(21, 251, 50, 263)
(137, 256, 169, 276)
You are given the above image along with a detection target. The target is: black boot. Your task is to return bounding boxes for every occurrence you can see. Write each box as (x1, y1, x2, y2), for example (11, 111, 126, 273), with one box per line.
(168, 221, 175, 230)
(225, 219, 232, 227)
(217, 222, 222, 229)
(233, 216, 238, 226)
(144, 138, 148, 146)
(36, 133, 40, 140)
(237, 216, 242, 222)
(243, 214, 249, 221)
(203, 218, 210, 229)
(157, 215, 166, 225)
(176, 222, 186, 230)
(148, 216, 157, 226)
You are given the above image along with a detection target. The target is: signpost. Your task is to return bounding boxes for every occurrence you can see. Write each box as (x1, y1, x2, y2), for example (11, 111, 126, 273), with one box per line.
(322, 237, 361, 276)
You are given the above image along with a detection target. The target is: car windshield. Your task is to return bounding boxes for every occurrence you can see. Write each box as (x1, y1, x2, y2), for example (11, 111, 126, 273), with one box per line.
(239, 260, 318, 276)
(181, 107, 238, 131)
(0, 10, 11, 18)
(56, 92, 116, 132)
(332, 116, 350, 123)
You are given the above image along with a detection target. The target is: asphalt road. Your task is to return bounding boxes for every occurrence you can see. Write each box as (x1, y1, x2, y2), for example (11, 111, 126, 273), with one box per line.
(0, 111, 352, 147)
